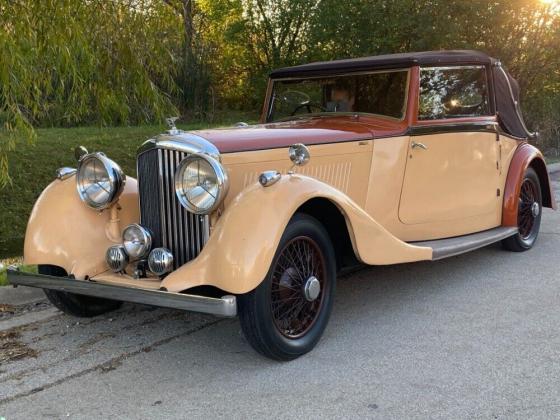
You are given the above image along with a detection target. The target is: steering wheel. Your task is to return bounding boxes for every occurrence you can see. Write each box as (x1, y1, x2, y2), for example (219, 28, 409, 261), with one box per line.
(291, 102, 327, 116)
(280, 90, 311, 105)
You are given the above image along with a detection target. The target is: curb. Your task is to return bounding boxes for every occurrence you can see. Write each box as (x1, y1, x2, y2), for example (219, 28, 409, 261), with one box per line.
(547, 162, 560, 175)
(0, 285, 45, 306)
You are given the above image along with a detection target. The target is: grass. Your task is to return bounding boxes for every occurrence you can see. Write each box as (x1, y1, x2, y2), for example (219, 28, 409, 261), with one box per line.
(0, 257, 37, 286)
(0, 112, 257, 261)
(0, 262, 9, 286)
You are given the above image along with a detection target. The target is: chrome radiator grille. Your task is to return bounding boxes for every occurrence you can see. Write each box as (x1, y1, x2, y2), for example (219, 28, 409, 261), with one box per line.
(137, 148, 209, 269)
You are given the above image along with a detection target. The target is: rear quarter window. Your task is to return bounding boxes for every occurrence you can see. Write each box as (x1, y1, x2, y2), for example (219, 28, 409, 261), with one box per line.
(419, 66, 490, 120)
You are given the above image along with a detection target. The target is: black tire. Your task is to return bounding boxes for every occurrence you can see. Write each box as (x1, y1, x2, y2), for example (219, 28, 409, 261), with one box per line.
(238, 213, 337, 361)
(39, 265, 122, 317)
(502, 167, 542, 252)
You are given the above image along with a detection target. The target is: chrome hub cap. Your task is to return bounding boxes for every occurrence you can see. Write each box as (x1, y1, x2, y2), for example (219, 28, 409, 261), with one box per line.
(303, 276, 321, 302)
(531, 202, 540, 218)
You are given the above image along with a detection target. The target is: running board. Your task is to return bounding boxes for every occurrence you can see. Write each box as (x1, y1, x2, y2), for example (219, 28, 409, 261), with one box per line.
(410, 227, 518, 261)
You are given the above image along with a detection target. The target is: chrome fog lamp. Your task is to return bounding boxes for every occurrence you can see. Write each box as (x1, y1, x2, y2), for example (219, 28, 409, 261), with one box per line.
(174, 154, 229, 214)
(76, 153, 125, 210)
(123, 224, 152, 259)
(106, 245, 129, 272)
(148, 248, 174, 276)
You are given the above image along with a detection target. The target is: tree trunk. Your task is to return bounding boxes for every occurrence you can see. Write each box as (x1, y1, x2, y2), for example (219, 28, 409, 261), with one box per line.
(182, 0, 196, 111)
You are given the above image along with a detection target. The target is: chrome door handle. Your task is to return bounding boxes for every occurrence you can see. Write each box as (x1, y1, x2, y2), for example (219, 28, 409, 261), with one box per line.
(411, 141, 428, 150)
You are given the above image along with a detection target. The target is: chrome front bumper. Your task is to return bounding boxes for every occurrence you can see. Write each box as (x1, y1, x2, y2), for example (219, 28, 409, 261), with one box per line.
(7, 267, 237, 317)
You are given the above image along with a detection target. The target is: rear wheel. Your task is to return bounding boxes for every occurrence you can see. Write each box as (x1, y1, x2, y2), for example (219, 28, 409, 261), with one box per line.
(39, 265, 122, 317)
(238, 214, 336, 360)
(502, 167, 542, 252)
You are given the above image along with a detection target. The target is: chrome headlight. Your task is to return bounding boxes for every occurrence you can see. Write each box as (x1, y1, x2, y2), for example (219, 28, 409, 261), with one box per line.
(76, 153, 125, 210)
(174, 154, 229, 214)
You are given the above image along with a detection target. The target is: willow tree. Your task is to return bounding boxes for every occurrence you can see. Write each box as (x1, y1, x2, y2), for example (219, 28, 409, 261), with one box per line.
(0, 0, 182, 187)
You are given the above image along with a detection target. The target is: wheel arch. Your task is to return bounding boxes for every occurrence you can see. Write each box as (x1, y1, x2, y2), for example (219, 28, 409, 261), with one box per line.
(503, 142, 556, 227)
(529, 157, 554, 209)
(295, 197, 359, 272)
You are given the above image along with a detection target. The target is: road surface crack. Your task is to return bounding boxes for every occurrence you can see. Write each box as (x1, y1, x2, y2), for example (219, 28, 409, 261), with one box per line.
(0, 318, 227, 406)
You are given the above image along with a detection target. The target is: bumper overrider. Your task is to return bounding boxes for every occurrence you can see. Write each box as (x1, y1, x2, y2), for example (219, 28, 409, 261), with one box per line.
(7, 267, 237, 317)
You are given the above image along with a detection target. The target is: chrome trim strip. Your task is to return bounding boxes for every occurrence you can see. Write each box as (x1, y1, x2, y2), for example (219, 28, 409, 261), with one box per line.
(198, 216, 204, 255)
(7, 268, 237, 317)
(409, 121, 498, 136)
(138, 132, 220, 161)
(176, 152, 186, 266)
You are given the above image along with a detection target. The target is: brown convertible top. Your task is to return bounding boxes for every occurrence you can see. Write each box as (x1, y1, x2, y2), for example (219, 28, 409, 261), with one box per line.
(270, 50, 533, 140)
(269, 50, 496, 79)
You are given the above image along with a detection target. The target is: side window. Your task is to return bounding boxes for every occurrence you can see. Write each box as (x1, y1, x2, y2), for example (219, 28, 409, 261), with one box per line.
(419, 66, 490, 120)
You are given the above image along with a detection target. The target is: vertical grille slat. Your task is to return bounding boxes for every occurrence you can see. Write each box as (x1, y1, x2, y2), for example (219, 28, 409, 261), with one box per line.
(137, 148, 209, 270)
(189, 212, 195, 259)
(176, 152, 185, 266)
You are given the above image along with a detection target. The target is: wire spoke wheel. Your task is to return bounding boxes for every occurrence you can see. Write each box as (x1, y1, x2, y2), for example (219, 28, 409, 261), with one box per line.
(270, 236, 327, 339)
(238, 213, 336, 360)
(502, 167, 542, 253)
(517, 177, 539, 240)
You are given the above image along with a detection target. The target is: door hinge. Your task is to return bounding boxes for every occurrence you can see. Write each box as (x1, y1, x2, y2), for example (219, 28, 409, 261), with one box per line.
(497, 188, 501, 197)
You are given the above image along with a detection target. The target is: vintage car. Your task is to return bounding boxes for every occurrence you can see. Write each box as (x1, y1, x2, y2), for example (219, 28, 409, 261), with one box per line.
(8, 50, 556, 360)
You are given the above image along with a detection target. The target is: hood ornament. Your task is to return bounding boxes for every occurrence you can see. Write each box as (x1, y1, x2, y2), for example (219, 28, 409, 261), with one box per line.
(166, 116, 180, 135)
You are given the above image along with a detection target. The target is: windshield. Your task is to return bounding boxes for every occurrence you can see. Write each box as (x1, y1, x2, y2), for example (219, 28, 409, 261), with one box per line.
(267, 69, 409, 122)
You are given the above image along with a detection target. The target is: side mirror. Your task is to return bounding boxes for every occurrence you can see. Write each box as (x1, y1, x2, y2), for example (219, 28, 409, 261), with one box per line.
(288, 143, 310, 167)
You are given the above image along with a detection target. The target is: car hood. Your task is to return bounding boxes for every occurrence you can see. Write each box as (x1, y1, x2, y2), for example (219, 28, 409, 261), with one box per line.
(188, 116, 403, 154)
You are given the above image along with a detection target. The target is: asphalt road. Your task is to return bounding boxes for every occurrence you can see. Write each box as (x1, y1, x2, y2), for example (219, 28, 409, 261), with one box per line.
(1, 173, 559, 420)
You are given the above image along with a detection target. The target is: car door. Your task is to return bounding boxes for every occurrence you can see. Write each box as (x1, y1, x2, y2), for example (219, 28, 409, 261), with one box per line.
(399, 65, 500, 228)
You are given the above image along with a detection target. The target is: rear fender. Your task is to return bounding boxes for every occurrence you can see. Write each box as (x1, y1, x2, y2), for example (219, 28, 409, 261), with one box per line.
(502, 143, 556, 227)
(162, 174, 432, 294)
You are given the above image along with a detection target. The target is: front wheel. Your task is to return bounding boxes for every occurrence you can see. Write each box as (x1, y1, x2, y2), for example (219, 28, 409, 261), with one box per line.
(39, 265, 122, 317)
(238, 214, 336, 360)
(502, 167, 542, 252)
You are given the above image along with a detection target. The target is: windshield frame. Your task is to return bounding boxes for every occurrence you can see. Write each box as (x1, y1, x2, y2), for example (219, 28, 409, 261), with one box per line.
(265, 68, 411, 123)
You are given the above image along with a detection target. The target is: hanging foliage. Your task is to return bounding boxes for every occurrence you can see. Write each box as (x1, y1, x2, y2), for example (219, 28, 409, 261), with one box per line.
(1, 0, 559, 186)
(0, 0, 182, 186)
